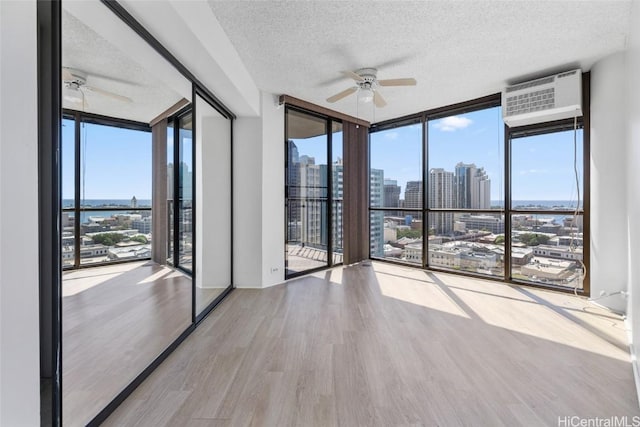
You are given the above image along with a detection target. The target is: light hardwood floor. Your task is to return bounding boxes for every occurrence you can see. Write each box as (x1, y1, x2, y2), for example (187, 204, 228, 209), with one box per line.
(63, 261, 192, 426)
(105, 261, 639, 426)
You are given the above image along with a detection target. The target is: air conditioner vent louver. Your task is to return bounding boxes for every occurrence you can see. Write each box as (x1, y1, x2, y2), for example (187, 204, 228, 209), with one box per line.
(506, 87, 555, 116)
(502, 69, 582, 127)
(505, 76, 554, 93)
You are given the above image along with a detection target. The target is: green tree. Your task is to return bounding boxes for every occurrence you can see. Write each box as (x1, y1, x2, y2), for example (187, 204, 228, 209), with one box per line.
(397, 229, 422, 239)
(494, 235, 505, 245)
(129, 235, 148, 244)
(518, 233, 550, 246)
(92, 232, 125, 246)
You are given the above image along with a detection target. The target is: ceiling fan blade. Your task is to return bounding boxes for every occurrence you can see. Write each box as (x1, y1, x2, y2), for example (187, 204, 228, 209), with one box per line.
(378, 78, 417, 87)
(65, 92, 89, 109)
(62, 68, 75, 81)
(84, 85, 132, 103)
(327, 87, 357, 103)
(341, 70, 365, 82)
(373, 91, 387, 108)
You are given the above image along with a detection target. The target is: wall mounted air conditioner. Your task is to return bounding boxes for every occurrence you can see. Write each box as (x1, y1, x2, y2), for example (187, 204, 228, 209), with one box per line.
(502, 69, 582, 127)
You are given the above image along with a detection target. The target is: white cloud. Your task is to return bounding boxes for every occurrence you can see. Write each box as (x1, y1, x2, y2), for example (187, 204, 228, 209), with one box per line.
(433, 115, 472, 132)
(385, 131, 399, 140)
(519, 169, 549, 175)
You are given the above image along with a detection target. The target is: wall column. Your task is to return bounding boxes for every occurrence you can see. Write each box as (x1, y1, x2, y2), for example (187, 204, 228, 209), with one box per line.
(152, 120, 168, 264)
(590, 52, 628, 313)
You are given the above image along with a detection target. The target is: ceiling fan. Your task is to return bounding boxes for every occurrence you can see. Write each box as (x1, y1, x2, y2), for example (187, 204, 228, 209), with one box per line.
(326, 68, 417, 108)
(62, 67, 132, 106)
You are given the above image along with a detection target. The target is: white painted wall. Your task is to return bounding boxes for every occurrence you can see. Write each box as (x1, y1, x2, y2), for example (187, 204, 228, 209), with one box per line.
(260, 93, 285, 287)
(626, 0, 640, 393)
(233, 93, 285, 288)
(0, 1, 41, 425)
(196, 96, 232, 290)
(233, 116, 264, 287)
(590, 52, 628, 314)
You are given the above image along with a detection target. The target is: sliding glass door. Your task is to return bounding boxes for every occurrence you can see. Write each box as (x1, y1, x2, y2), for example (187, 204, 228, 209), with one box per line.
(285, 107, 343, 277)
(177, 112, 194, 272)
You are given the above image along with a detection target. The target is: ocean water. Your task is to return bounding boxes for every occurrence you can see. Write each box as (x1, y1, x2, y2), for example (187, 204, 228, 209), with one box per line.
(511, 200, 582, 209)
(62, 199, 152, 223)
(62, 199, 151, 208)
(492, 200, 583, 210)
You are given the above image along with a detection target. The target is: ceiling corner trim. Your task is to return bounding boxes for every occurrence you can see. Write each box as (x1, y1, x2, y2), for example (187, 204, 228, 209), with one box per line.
(167, 0, 260, 116)
(117, 0, 259, 117)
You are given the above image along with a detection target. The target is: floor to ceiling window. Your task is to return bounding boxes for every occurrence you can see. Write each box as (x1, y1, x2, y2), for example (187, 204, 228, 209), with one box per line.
(508, 124, 585, 290)
(369, 91, 588, 294)
(285, 107, 343, 277)
(331, 122, 344, 263)
(426, 104, 504, 278)
(369, 119, 423, 266)
(175, 111, 194, 272)
(62, 113, 152, 270)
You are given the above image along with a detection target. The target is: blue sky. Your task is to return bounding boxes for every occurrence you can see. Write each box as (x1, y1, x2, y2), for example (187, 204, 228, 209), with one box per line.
(64, 106, 583, 203)
(62, 119, 154, 200)
(292, 108, 584, 203)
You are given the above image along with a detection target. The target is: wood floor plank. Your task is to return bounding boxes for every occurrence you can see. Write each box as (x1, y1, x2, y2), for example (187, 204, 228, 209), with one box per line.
(105, 262, 640, 426)
(63, 261, 192, 426)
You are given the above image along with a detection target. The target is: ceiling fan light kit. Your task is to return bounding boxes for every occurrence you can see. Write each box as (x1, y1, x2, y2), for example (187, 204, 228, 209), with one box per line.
(63, 84, 84, 104)
(326, 67, 417, 108)
(359, 87, 374, 103)
(62, 67, 133, 105)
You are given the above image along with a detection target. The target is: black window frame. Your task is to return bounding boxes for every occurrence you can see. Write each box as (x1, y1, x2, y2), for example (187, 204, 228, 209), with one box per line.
(368, 79, 590, 296)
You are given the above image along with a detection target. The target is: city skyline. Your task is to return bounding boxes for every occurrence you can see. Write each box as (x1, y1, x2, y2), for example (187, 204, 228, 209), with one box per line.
(369, 106, 584, 203)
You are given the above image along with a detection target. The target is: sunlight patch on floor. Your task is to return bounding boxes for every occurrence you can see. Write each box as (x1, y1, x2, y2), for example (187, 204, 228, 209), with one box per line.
(428, 269, 629, 362)
(62, 261, 144, 296)
(137, 268, 172, 285)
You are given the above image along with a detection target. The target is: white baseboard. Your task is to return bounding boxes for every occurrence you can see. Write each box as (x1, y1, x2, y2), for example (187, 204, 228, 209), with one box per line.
(624, 318, 640, 408)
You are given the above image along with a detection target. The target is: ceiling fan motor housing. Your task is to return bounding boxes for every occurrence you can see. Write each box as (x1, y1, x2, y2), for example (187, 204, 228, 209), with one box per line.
(63, 68, 88, 87)
(356, 68, 378, 90)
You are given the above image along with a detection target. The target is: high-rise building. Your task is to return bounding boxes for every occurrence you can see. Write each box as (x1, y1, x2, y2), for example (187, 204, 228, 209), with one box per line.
(429, 168, 454, 234)
(180, 161, 193, 200)
(383, 179, 401, 208)
(132, 216, 152, 234)
(286, 141, 301, 239)
(298, 155, 324, 246)
(332, 159, 344, 251)
(404, 180, 422, 209)
(370, 168, 384, 257)
(454, 162, 490, 209)
(288, 143, 344, 251)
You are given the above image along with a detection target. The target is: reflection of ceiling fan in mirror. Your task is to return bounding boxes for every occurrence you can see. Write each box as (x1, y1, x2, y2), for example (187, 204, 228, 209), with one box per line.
(326, 68, 417, 108)
(62, 67, 132, 107)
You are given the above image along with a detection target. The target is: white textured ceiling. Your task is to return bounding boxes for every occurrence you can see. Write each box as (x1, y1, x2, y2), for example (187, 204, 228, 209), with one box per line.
(208, 0, 631, 122)
(62, 2, 189, 123)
